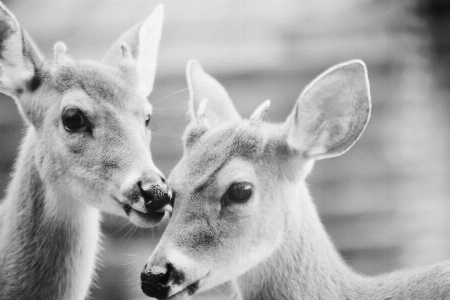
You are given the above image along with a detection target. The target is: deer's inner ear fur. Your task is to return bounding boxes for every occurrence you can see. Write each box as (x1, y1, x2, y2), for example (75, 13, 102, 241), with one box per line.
(286, 60, 371, 160)
(0, 4, 43, 96)
(0, 2, 45, 127)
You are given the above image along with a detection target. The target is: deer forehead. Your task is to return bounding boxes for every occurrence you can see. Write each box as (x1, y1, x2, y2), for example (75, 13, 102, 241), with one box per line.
(39, 60, 147, 112)
(171, 123, 300, 206)
(176, 124, 263, 181)
(172, 121, 305, 199)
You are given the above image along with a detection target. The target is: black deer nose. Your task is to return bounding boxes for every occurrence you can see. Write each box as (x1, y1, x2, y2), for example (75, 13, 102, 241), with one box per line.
(139, 178, 172, 211)
(141, 263, 184, 298)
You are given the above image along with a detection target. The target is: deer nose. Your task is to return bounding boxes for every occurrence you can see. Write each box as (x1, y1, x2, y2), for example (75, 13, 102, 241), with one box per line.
(141, 263, 184, 298)
(139, 176, 172, 211)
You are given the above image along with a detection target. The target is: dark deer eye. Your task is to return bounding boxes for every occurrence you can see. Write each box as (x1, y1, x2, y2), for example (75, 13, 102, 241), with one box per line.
(145, 114, 151, 127)
(62, 108, 86, 132)
(227, 182, 254, 203)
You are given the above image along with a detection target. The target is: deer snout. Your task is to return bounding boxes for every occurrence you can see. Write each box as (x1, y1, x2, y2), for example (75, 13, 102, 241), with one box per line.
(122, 173, 172, 212)
(120, 172, 173, 227)
(142, 250, 207, 299)
(139, 178, 172, 212)
(141, 263, 185, 299)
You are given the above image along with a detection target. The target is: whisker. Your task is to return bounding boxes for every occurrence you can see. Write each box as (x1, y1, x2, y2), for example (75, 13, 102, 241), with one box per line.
(151, 120, 186, 131)
(111, 221, 133, 236)
(123, 226, 138, 247)
(215, 287, 233, 300)
(121, 252, 142, 258)
(152, 88, 188, 105)
(153, 107, 186, 112)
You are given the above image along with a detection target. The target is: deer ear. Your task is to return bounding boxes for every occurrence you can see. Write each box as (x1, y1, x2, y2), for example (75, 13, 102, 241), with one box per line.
(0, 2, 43, 98)
(286, 60, 371, 160)
(103, 4, 164, 97)
(186, 60, 241, 127)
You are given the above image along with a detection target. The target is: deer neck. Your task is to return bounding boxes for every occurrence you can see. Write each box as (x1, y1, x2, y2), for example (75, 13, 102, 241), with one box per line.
(0, 128, 101, 300)
(234, 182, 450, 300)
(236, 183, 361, 300)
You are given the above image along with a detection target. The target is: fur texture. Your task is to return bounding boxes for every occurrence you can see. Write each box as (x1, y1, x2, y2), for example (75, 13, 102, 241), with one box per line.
(0, 2, 167, 299)
(0, 130, 100, 300)
(141, 60, 450, 300)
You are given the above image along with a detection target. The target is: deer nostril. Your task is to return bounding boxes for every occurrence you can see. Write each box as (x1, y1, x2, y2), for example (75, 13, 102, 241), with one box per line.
(139, 180, 171, 211)
(141, 272, 169, 298)
(141, 263, 176, 298)
(166, 263, 185, 285)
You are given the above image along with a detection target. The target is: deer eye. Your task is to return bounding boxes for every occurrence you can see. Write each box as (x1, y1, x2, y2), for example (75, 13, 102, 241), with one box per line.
(62, 108, 86, 132)
(145, 114, 151, 127)
(227, 182, 253, 203)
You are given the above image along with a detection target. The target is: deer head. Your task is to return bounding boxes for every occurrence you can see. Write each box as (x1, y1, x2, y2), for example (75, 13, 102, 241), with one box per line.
(141, 60, 371, 298)
(0, 2, 171, 227)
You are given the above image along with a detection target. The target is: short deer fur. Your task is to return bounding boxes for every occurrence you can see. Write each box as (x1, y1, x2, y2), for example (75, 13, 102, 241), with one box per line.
(141, 60, 450, 300)
(0, 2, 171, 299)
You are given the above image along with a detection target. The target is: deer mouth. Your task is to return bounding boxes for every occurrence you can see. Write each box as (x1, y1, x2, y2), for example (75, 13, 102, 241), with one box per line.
(146, 280, 202, 300)
(141, 266, 208, 300)
(120, 202, 167, 228)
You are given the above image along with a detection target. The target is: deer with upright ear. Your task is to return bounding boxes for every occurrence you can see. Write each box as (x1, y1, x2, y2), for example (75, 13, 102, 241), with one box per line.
(140, 60, 450, 300)
(0, 2, 172, 299)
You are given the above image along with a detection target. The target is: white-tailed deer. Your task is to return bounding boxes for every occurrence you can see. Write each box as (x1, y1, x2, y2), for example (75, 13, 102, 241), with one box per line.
(0, 2, 172, 299)
(141, 60, 450, 300)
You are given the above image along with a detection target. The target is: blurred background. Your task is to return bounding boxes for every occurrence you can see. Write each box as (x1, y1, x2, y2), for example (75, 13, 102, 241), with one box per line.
(1, 0, 450, 299)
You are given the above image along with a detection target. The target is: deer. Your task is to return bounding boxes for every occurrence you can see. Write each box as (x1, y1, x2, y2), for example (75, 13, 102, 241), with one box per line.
(0, 2, 173, 299)
(140, 59, 450, 300)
